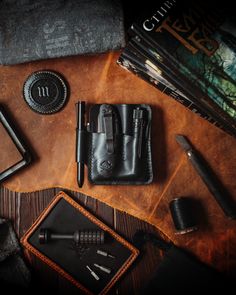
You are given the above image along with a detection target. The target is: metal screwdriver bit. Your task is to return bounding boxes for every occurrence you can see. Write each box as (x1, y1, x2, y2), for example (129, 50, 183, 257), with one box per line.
(94, 263, 111, 274)
(86, 265, 100, 280)
(96, 249, 115, 258)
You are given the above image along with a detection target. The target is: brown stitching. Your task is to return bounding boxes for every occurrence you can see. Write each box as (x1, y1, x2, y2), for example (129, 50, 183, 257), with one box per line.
(21, 193, 64, 244)
(22, 238, 92, 294)
(21, 191, 139, 295)
(100, 251, 138, 295)
(61, 192, 138, 253)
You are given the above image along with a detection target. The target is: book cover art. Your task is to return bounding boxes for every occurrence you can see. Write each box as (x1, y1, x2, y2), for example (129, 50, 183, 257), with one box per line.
(133, 0, 236, 120)
(174, 19, 236, 118)
(118, 45, 227, 132)
(119, 35, 236, 136)
(126, 31, 236, 135)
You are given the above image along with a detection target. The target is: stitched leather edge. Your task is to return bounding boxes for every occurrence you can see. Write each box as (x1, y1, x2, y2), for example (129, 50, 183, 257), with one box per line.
(20, 191, 139, 295)
(88, 104, 153, 185)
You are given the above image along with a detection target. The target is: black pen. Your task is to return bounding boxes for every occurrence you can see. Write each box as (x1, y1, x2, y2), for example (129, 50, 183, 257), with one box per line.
(176, 134, 236, 219)
(76, 101, 86, 188)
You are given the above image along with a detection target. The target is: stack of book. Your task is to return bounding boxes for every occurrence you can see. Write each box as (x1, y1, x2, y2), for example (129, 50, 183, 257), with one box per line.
(117, 0, 236, 137)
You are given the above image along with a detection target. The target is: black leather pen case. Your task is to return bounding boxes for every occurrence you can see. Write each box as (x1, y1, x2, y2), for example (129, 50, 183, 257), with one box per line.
(84, 103, 153, 185)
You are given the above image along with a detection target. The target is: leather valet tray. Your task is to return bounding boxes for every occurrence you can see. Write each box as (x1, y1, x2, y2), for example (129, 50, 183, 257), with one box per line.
(20, 191, 139, 295)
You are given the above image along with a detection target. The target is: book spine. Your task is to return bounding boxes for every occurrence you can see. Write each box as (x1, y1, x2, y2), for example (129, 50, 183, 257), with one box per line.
(117, 49, 191, 106)
(129, 24, 236, 119)
(117, 50, 229, 133)
(129, 28, 236, 136)
(118, 45, 236, 137)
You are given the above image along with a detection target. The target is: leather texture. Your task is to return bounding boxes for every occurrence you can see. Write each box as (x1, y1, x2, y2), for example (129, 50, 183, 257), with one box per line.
(21, 191, 139, 295)
(87, 104, 152, 184)
(1, 52, 236, 273)
(0, 123, 22, 172)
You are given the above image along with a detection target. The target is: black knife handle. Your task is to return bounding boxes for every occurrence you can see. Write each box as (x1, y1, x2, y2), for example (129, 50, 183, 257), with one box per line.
(187, 150, 236, 219)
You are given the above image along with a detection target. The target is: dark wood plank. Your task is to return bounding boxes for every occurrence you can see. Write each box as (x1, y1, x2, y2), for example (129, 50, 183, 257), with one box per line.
(0, 186, 20, 233)
(19, 188, 56, 237)
(19, 189, 60, 290)
(114, 210, 163, 294)
(0, 186, 163, 294)
(96, 200, 114, 228)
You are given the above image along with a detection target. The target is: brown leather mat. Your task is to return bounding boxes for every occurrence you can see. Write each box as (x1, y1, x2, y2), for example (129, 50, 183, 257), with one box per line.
(1, 52, 236, 272)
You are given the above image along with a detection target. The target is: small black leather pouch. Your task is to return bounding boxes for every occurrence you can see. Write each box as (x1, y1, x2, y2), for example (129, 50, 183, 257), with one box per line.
(133, 231, 235, 294)
(86, 104, 153, 185)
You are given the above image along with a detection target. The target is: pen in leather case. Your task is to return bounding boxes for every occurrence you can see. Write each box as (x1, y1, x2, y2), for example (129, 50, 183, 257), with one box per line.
(176, 135, 236, 219)
(76, 101, 86, 188)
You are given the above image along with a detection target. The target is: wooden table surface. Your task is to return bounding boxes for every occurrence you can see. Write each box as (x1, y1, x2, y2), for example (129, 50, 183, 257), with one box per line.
(0, 186, 163, 294)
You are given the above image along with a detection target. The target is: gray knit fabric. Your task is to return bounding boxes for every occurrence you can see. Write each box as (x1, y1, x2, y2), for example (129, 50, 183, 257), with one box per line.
(0, 0, 125, 65)
(0, 218, 31, 287)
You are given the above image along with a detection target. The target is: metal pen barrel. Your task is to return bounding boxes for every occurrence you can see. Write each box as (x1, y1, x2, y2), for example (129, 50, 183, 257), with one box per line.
(76, 101, 86, 187)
